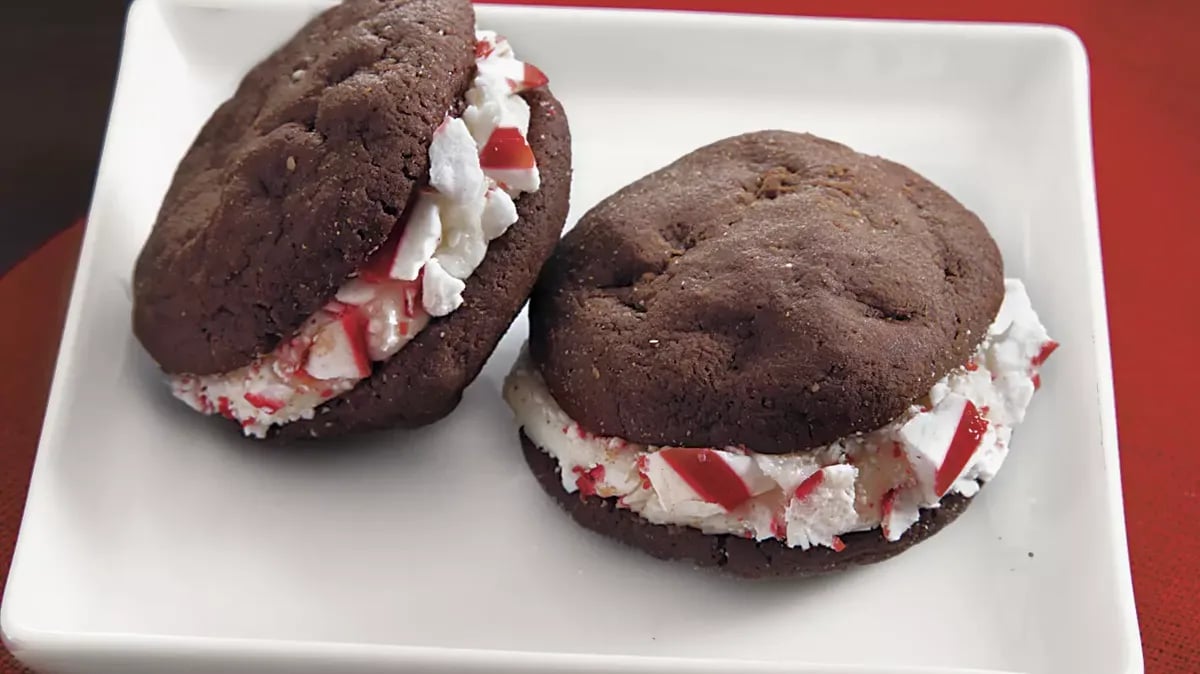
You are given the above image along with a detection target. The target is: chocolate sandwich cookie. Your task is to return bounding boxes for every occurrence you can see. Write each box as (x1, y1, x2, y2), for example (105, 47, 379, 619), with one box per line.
(133, 0, 571, 438)
(505, 131, 1057, 577)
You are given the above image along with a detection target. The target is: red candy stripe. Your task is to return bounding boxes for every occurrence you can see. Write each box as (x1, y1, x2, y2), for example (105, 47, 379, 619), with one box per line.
(770, 513, 788, 539)
(635, 455, 651, 490)
(658, 448, 753, 511)
(479, 127, 535, 170)
(1031, 340, 1059, 366)
(509, 63, 549, 92)
(880, 489, 898, 539)
(572, 464, 605, 498)
(243, 392, 284, 414)
(934, 400, 989, 496)
(400, 274, 422, 318)
(358, 222, 405, 282)
(793, 470, 825, 501)
(339, 309, 371, 377)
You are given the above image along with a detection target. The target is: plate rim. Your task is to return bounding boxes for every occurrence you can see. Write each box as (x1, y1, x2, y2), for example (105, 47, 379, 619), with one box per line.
(1, 3, 1139, 673)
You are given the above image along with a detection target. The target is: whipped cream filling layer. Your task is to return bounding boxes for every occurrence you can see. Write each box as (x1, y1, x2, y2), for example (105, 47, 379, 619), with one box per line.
(505, 279, 1056, 550)
(171, 31, 547, 438)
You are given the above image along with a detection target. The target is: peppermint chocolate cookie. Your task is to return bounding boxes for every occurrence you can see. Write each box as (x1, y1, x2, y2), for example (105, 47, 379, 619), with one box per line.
(505, 131, 1055, 578)
(133, 0, 571, 438)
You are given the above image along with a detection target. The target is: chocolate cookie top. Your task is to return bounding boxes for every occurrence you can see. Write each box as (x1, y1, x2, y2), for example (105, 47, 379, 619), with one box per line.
(134, 0, 476, 375)
(530, 131, 1003, 454)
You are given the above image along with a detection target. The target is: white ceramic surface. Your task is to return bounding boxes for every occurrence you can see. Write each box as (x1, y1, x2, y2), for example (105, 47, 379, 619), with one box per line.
(1, 1, 1140, 673)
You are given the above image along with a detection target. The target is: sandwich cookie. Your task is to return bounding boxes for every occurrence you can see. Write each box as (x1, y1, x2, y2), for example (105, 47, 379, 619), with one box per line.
(506, 131, 1055, 577)
(133, 0, 571, 438)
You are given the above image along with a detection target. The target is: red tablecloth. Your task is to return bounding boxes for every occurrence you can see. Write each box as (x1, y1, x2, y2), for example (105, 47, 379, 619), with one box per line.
(3, 1, 1197, 672)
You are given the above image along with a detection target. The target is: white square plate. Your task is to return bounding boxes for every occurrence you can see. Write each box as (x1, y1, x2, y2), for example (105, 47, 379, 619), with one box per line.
(1, 2, 1140, 673)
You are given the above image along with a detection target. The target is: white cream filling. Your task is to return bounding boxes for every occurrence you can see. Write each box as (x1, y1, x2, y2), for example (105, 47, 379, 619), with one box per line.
(171, 31, 546, 438)
(504, 279, 1055, 550)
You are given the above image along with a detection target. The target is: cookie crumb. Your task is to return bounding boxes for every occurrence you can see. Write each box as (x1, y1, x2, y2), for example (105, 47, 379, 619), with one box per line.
(286, 156, 297, 172)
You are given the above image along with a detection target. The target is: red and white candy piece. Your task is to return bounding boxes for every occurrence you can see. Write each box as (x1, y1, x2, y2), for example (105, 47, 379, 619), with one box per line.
(303, 308, 371, 380)
(898, 393, 990, 503)
(399, 276, 421, 318)
(512, 62, 548, 92)
(356, 233, 400, 284)
(243, 384, 292, 415)
(645, 447, 774, 512)
(572, 464, 606, 498)
(429, 117, 485, 204)
(355, 192, 439, 284)
(1031, 339, 1058, 368)
(421, 257, 466, 317)
(385, 194, 442, 282)
(792, 469, 825, 501)
(1028, 340, 1057, 391)
(434, 200, 488, 280)
(880, 487, 922, 542)
(362, 277, 426, 361)
(479, 127, 539, 194)
(476, 56, 549, 93)
(273, 333, 312, 379)
(480, 127, 534, 169)
(480, 186, 518, 240)
(474, 31, 513, 60)
(784, 464, 858, 549)
(463, 41, 536, 149)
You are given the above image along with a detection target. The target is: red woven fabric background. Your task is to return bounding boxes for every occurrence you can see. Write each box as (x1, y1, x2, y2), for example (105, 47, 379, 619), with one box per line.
(2, 1, 1197, 672)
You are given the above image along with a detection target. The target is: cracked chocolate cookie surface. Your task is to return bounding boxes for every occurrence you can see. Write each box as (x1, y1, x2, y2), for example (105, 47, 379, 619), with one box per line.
(529, 130, 1003, 454)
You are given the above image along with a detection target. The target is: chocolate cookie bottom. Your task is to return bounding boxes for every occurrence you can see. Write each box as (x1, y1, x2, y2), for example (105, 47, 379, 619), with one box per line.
(521, 431, 974, 579)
